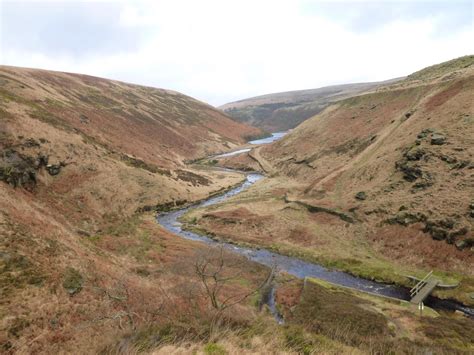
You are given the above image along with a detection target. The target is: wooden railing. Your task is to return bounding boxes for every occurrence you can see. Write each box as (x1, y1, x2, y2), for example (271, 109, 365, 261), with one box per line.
(410, 270, 433, 298)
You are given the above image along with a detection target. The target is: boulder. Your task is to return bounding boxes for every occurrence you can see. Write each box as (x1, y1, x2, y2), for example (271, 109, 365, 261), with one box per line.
(355, 191, 367, 200)
(431, 133, 446, 145)
(396, 161, 423, 181)
(423, 218, 459, 242)
(455, 238, 474, 250)
(447, 227, 468, 243)
(417, 128, 434, 139)
(46, 164, 61, 176)
(429, 227, 448, 240)
(0, 149, 37, 188)
(404, 147, 426, 161)
(387, 211, 426, 226)
(34, 154, 49, 169)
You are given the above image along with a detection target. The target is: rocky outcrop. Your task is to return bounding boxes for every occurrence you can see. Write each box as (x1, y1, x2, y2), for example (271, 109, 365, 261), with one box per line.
(0, 149, 40, 189)
(285, 196, 357, 223)
(386, 211, 471, 249)
(175, 170, 210, 186)
(386, 211, 427, 226)
(0, 139, 65, 188)
(136, 199, 188, 213)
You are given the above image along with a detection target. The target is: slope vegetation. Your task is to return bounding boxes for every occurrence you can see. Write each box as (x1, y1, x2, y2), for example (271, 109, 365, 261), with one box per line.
(0, 67, 267, 352)
(184, 56, 474, 305)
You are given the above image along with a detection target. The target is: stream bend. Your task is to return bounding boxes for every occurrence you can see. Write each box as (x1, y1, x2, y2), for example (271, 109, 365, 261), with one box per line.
(156, 137, 474, 318)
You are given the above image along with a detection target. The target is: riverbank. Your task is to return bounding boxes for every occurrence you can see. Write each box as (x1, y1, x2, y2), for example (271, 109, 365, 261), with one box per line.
(180, 174, 474, 308)
(153, 168, 473, 317)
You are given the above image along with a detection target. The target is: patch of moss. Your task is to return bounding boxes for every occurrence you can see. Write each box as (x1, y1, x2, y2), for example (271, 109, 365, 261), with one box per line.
(62, 267, 84, 296)
(0, 251, 45, 296)
(103, 214, 141, 237)
(203, 342, 227, 355)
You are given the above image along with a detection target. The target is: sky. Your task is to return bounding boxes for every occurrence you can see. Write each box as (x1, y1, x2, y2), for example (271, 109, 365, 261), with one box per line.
(0, 0, 473, 106)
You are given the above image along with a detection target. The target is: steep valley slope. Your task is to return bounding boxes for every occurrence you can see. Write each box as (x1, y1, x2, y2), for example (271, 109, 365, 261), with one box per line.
(0, 66, 271, 352)
(184, 56, 474, 306)
(1, 60, 474, 354)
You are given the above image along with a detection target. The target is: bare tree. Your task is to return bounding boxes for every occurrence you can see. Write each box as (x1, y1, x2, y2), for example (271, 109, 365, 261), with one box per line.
(194, 244, 275, 336)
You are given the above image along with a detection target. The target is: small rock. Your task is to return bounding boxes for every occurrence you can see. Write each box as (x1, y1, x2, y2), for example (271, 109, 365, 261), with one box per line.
(439, 155, 457, 164)
(429, 227, 448, 240)
(431, 133, 446, 145)
(76, 229, 91, 237)
(412, 177, 434, 190)
(439, 218, 455, 229)
(405, 147, 426, 161)
(79, 114, 89, 124)
(452, 160, 470, 169)
(388, 211, 426, 226)
(355, 191, 367, 200)
(417, 128, 434, 139)
(448, 227, 468, 243)
(34, 154, 49, 169)
(23, 138, 40, 148)
(46, 164, 61, 176)
(396, 161, 423, 181)
(455, 240, 467, 250)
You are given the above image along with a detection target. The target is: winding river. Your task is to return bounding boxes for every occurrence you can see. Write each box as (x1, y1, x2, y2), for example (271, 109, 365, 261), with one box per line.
(157, 133, 474, 318)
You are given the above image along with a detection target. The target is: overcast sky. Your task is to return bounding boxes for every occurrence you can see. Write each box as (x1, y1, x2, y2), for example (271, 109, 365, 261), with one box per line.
(1, 0, 473, 106)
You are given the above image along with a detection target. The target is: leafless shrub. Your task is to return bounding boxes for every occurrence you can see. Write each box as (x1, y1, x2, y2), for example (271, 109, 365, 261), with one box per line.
(193, 244, 275, 338)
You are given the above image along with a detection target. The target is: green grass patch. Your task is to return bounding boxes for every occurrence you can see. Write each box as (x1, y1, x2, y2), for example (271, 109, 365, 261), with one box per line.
(204, 342, 227, 355)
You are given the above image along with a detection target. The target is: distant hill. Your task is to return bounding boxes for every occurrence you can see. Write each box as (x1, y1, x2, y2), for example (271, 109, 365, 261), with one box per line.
(220, 79, 401, 132)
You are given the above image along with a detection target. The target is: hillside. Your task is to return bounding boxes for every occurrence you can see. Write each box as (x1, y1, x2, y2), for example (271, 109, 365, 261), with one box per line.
(220, 79, 400, 132)
(184, 56, 474, 306)
(0, 67, 267, 352)
(2, 61, 473, 354)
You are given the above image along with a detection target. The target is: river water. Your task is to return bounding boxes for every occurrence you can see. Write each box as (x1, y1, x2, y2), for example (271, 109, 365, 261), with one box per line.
(156, 133, 474, 318)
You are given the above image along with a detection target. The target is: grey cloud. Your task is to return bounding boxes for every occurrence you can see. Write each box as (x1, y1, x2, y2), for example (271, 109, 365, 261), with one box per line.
(1, 1, 147, 57)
